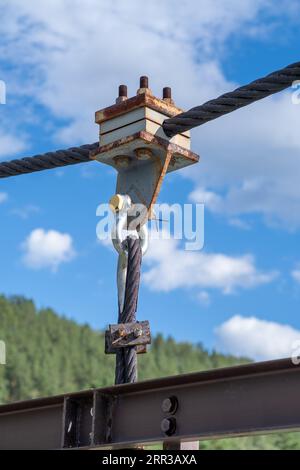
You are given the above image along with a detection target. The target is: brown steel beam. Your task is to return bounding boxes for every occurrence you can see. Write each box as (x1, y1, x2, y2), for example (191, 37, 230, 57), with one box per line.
(0, 358, 299, 449)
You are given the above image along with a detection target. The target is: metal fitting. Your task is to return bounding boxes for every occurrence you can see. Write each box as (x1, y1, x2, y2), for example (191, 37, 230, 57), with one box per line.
(163, 87, 174, 105)
(109, 194, 124, 213)
(116, 84, 128, 104)
(105, 320, 151, 354)
(111, 205, 149, 257)
(161, 396, 178, 415)
(133, 326, 143, 338)
(140, 76, 148, 88)
(137, 75, 152, 95)
(113, 156, 131, 168)
(161, 417, 177, 436)
(117, 326, 126, 337)
(135, 148, 153, 161)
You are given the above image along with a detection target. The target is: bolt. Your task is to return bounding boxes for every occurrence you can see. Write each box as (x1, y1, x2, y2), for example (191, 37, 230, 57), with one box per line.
(161, 396, 178, 415)
(118, 327, 126, 337)
(140, 76, 149, 88)
(116, 84, 128, 103)
(161, 417, 176, 436)
(113, 156, 131, 168)
(133, 327, 143, 338)
(135, 148, 153, 161)
(163, 86, 174, 104)
(119, 84, 127, 98)
(163, 87, 172, 99)
(137, 76, 152, 95)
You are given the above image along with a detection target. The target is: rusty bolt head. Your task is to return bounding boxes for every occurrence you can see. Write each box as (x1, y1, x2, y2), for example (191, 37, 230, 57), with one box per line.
(119, 84, 127, 97)
(135, 148, 153, 161)
(140, 76, 149, 88)
(163, 87, 172, 99)
(133, 327, 143, 338)
(118, 327, 126, 337)
(161, 417, 176, 436)
(161, 396, 178, 415)
(163, 86, 174, 104)
(114, 156, 131, 168)
(116, 85, 128, 104)
(137, 75, 152, 96)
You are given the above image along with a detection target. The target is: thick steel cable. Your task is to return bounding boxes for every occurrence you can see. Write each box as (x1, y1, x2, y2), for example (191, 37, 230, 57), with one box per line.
(163, 61, 300, 137)
(1, 63, 298, 177)
(0, 142, 99, 178)
(115, 236, 142, 385)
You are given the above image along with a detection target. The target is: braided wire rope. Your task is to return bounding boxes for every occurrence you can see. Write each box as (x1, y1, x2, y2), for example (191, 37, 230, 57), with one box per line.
(0, 62, 299, 178)
(0, 142, 99, 179)
(163, 61, 300, 137)
(115, 236, 142, 384)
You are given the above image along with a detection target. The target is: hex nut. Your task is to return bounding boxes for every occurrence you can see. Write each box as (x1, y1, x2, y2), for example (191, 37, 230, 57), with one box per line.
(161, 396, 178, 415)
(161, 417, 176, 436)
(118, 327, 126, 337)
(133, 327, 143, 338)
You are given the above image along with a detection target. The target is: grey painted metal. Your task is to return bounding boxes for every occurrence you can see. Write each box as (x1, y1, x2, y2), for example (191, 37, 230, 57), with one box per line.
(0, 358, 299, 449)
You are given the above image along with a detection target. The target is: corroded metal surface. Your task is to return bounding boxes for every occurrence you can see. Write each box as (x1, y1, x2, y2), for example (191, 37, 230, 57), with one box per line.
(105, 320, 151, 354)
(94, 80, 199, 220)
(95, 92, 184, 125)
(92, 131, 199, 219)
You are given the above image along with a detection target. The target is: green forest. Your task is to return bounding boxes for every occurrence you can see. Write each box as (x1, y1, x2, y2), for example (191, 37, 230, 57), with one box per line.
(0, 294, 299, 450)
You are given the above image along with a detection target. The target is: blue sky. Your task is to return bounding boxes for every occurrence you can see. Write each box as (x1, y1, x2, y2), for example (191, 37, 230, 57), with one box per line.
(1, 0, 300, 361)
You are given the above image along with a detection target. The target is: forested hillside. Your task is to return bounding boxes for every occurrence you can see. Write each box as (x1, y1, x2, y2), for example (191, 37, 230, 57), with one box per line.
(0, 294, 299, 450)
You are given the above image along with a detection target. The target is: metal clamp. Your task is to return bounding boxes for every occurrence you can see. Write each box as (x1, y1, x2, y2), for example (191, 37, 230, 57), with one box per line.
(105, 321, 151, 354)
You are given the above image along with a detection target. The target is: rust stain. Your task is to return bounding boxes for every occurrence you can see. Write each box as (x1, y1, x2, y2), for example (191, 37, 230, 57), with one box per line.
(148, 149, 173, 217)
(95, 93, 184, 125)
(90, 130, 199, 164)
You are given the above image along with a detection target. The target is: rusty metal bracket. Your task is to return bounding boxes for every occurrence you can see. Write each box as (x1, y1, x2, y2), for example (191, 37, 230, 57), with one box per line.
(105, 320, 151, 355)
(92, 77, 199, 223)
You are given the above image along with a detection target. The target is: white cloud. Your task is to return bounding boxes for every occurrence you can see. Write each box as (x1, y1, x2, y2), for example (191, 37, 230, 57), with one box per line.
(228, 218, 251, 231)
(197, 290, 211, 306)
(0, 131, 26, 160)
(188, 91, 300, 228)
(190, 187, 222, 212)
(144, 234, 277, 294)
(22, 228, 75, 271)
(291, 269, 300, 284)
(0, 0, 299, 226)
(0, 0, 295, 141)
(0, 192, 8, 204)
(215, 315, 300, 361)
(12, 204, 40, 220)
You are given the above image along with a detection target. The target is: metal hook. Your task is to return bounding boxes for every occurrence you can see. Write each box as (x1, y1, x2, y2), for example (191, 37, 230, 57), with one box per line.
(110, 194, 149, 314)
